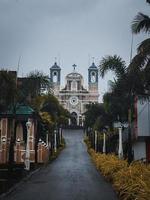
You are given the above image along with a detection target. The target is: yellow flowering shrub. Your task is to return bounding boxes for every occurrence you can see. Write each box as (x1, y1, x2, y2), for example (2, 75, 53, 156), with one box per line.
(88, 148, 128, 181)
(86, 144, 150, 200)
(114, 162, 150, 200)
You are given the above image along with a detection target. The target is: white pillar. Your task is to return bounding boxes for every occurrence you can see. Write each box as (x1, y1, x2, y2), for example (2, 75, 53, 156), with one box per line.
(77, 115, 79, 126)
(82, 119, 84, 127)
(103, 132, 106, 153)
(59, 128, 62, 144)
(25, 120, 31, 170)
(118, 127, 123, 159)
(54, 130, 57, 153)
(95, 131, 97, 152)
(46, 134, 49, 146)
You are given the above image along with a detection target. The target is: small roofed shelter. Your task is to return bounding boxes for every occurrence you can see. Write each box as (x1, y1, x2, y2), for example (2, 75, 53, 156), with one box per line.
(0, 105, 39, 165)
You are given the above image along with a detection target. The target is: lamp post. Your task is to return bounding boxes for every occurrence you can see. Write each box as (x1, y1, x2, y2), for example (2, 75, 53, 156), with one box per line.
(16, 138, 20, 163)
(38, 138, 42, 163)
(54, 129, 57, 153)
(128, 108, 133, 163)
(2, 136, 6, 163)
(103, 130, 106, 153)
(46, 132, 49, 146)
(25, 120, 32, 170)
(68, 118, 71, 126)
(118, 123, 123, 159)
(59, 126, 62, 145)
(95, 130, 97, 152)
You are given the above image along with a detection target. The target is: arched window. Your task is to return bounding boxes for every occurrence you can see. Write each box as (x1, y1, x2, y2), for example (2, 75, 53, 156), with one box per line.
(16, 123, 23, 141)
(90, 71, 96, 83)
(71, 80, 77, 91)
(53, 71, 58, 83)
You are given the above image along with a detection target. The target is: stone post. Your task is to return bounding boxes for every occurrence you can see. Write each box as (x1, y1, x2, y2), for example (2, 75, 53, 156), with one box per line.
(118, 127, 123, 159)
(103, 132, 106, 153)
(54, 130, 57, 153)
(95, 131, 97, 152)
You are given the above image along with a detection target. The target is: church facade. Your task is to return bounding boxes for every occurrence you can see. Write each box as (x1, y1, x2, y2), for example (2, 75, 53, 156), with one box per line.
(50, 62, 99, 126)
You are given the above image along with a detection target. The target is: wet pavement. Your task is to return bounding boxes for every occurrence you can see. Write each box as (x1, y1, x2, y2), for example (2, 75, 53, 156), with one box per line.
(4, 129, 117, 200)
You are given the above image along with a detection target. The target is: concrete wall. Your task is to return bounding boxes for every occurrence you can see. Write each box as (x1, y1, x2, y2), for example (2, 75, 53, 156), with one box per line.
(137, 98, 150, 137)
(133, 141, 146, 160)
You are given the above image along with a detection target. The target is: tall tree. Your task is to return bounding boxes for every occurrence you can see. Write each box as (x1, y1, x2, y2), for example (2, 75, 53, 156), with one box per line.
(84, 103, 113, 131)
(28, 70, 51, 96)
(100, 55, 126, 79)
(18, 70, 51, 104)
(0, 70, 17, 112)
(132, 0, 150, 34)
(99, 55, 144, 119)
(131, 0, 150, 92)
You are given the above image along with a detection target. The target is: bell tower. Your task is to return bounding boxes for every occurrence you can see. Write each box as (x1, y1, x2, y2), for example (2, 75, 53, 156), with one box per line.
(88, 62, 98, 93)
(50, 62, 61, 95)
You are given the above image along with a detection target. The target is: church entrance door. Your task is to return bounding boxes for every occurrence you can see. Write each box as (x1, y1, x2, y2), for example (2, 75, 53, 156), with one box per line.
(70, 112, 78, 126)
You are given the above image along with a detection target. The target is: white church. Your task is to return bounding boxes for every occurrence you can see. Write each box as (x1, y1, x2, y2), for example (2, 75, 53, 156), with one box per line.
(50, 62, 99, 126)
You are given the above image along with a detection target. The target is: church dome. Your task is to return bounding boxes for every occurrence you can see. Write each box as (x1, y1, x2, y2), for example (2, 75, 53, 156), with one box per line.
(66, 72, 83, 80)
(89, 62, 97, 69)
(50, 62, 61, 69)
(66, 64, 83, 80)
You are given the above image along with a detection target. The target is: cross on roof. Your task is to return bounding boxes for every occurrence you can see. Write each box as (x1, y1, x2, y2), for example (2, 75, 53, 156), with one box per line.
(92, 57, 95, 63)
(72, 64, 77, 71)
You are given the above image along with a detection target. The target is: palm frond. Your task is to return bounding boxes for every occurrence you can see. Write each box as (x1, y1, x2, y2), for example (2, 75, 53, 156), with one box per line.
(129, 38, 150, 71)
(137, 38, 150, 55)
(108, 80, 116, 92)
(132, 12, 150, 34)
(146, 0, 150, 4)
(99, 55, 126, 78)
(129, 54, 146, 70)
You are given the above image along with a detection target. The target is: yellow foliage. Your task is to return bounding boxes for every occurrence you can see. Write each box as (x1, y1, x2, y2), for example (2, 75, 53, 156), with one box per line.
(87, 147, 150, 200)
(114, 162, 150, 200)
(39, 112, 54, 126)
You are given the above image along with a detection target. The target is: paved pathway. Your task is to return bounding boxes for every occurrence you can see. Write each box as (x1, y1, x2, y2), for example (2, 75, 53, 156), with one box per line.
(4, 129, 117, 200)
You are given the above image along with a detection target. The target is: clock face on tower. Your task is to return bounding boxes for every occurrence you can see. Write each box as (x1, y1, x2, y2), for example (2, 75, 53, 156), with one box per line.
(69, 96, 78, 106)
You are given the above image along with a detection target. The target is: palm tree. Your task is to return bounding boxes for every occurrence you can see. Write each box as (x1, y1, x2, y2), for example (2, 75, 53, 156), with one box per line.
(132, 0, 150, 34)
(99, 54, 146, 115)
(99, 55, 146, 162)
(99, 55, 126, 79)
(132, 13, 150, 34)
(131, 0, 150, 92)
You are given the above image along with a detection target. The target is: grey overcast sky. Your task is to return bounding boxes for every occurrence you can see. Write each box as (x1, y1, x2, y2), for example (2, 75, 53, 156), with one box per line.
(0, 0, 149, 101)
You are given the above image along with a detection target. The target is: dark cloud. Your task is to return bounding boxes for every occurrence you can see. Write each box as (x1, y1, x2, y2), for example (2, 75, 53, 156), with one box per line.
(0, 0, 149, 101)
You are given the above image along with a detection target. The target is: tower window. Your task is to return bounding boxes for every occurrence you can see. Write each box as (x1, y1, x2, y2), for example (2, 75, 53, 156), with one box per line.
(91, 71, 96, 83)
(71, 80, 77, 91)
(53, 71, 58, 83)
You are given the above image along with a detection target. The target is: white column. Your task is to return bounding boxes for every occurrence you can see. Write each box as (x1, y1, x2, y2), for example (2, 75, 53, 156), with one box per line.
(25, 120, 31, 170)
(46, 133, 49, 146)
(103, 132, 106, 153)
(77, 115, 79, 126)
(95, 131, 97, 152)
(118, 127, 123, 159)
(59, 128, 62, 144)
(68, 118, 71, 126)
(54, 130, 57, 153)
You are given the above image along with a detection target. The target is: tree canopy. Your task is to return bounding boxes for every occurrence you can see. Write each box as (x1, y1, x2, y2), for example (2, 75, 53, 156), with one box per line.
(0, 70, 17, 112)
